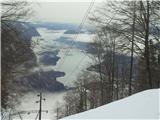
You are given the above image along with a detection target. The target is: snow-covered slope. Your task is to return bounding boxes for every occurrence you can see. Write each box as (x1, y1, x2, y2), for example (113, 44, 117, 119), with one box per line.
(61, 89, 160, 120)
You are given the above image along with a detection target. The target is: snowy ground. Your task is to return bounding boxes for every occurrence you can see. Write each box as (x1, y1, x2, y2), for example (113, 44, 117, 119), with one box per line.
(61, 89, 160, 120)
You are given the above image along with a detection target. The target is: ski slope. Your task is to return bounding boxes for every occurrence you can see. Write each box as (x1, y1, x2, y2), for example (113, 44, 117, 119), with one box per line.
(61, 89, 160, 120)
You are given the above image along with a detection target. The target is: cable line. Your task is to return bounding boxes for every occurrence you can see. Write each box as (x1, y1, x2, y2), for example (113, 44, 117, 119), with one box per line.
(56, 0, 95, 70)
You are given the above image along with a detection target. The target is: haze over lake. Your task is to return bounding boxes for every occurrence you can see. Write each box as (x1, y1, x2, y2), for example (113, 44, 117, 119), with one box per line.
(13, 24, 95, 120)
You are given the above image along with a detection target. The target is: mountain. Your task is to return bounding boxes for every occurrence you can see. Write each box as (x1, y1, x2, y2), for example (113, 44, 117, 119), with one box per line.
(1, 21, 40, 77)
(61, 89, 160, 119)
(1, 21, 40, 108)
(31, 22, 79, 30)
(10, 22, 67, 92)
(55, 36, 96, 54)
(31, 22, 95, 34)
(39, 50, 60, 66)
(17, 70, 66, 92)
(64, 29, 85, 34)
(87, 53, 137, 79)
(2, 21, 66, 108)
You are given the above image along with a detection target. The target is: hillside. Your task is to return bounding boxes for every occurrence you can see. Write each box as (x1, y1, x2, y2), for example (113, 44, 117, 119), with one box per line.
(1, 21, 66, 108)
(61, 89, 160, 119)
(1, 21, 40, 108)
(31, 22, 78, 30)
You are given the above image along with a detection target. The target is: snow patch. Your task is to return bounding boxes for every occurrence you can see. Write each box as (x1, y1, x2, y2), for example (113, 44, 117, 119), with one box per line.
(61, 89, 160, 120)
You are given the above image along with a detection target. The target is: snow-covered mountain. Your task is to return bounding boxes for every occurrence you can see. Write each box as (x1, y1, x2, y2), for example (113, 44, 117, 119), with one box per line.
(61, 89, 160, 120)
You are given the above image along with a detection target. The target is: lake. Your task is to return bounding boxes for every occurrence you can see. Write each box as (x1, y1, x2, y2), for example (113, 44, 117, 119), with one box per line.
(13, 27, 94, 120)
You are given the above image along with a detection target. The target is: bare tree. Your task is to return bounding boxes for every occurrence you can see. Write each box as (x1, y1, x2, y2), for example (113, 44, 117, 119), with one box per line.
(1, 0, 34, 109)
(89, 0, 160, 93)
(129, 1, 136, 95)
(1, 0, 32, 23)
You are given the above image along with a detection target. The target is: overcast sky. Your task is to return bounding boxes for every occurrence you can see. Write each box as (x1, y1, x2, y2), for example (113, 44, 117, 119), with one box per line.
(31, 1, 103, 24)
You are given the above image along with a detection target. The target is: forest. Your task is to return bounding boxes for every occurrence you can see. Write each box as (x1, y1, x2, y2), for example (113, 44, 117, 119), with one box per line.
(1, 0, 160, 120)
(55, 1, 160, 119)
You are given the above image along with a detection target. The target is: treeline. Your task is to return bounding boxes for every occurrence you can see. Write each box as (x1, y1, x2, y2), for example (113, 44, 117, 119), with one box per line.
(56, 0, 160, 119)
(1, 0, 34, 111)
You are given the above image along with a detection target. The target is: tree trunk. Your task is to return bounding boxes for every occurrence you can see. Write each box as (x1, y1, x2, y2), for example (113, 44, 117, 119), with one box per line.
(129, 1, 136, 95)
(140, 0, 152, 89)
